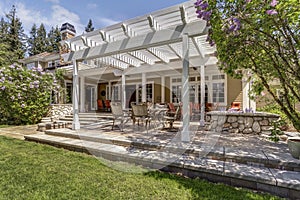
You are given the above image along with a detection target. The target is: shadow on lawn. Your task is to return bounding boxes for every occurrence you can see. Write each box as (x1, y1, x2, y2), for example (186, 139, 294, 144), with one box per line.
(143, 171, 281, 200)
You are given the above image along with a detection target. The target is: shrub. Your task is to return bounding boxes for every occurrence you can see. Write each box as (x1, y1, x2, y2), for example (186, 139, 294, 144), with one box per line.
(0, 64, 59, 125)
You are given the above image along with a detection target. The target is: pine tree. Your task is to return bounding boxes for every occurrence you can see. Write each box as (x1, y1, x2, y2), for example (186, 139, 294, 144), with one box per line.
(0, 17, 14, 66)
(47, 26, 61, 53)
(35, 23, 48, 54)
(28, 24, 38, 56)
(5, 5, 27, 61)
(0, 17, 8, 44)
(85, 19, 94, 32)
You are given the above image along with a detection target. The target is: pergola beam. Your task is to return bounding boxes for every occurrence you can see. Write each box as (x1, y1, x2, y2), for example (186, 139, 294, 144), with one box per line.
(61, 21, 207, 62)
(147, 48, 170, 63)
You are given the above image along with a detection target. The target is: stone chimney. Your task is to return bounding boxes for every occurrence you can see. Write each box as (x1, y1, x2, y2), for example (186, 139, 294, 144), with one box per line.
(60, 22, 76, 40)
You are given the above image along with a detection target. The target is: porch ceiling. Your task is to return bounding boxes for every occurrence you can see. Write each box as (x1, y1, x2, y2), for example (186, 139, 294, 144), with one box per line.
(61, 1, 216, 72)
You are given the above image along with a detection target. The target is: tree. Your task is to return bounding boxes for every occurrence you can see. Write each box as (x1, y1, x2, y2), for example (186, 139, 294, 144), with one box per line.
(85, 19, 95, 32)
(47, 26, 61, 53)
(5, 5, 27, 61)
(0, 18, 13, 66)
(35, 23, 48, 53)
(0, 17, 8, 44)
(27, 24, 38, 56)
(195, 0, 300, 131)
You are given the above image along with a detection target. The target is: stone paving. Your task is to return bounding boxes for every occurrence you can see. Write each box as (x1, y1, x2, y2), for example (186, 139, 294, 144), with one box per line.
(0, 125, 38, 140)
(2, 120, 300, 199)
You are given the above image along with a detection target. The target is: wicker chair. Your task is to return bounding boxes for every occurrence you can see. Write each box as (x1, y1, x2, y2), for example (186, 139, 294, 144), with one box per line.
(163, 106, 180, 130)
(131, 104, 151, 131)
(110, 102, 131, 131)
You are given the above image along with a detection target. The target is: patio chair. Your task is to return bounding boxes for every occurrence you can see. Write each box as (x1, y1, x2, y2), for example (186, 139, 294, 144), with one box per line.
(230, 102, 241, 111)
(167, 103, 176, 115)
(163, 106, 180, 130)
(191, 102, 201, 120)
(205, 102, 213, 112)
(110, 102, 131, 131)
(131, 104, 151, 132)
(97, 99, 105, 111)
(104, 100, 111, 112)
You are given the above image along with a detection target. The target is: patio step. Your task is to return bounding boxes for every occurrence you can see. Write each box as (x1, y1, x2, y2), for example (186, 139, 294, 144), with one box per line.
(59, 113, 113, 124)
(43, 129, 300, 172)
(24, 132, 300, 199)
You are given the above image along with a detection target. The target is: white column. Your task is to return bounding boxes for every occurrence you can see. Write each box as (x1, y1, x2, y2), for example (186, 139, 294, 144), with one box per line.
(121, 74, 126, 109)
(181, 34, 190, 142)
(80, 76, 85, 112)
(72, 60, 80, 130)
(161, 76, 165, 103)
(200, 65, 205, 126)
(108, 81, 112, 100)
(242, 78, 256, 112)
(142, 73, 147, 103)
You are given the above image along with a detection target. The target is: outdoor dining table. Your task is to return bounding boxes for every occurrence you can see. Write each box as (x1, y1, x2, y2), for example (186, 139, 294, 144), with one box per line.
(148, 107, 169, 129)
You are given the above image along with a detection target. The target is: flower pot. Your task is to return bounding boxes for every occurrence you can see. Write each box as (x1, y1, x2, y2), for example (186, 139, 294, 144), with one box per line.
(287, 137, 300, 159)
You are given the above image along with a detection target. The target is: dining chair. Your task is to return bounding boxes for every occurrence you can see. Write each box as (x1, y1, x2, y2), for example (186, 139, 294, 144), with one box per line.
(163, 106, 180, 130)
(110, 102, 131, 131)
(131, 104, 151, 132)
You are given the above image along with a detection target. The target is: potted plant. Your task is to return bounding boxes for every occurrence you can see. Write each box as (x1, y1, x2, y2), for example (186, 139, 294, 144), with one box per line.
(287, 137, 300, 159)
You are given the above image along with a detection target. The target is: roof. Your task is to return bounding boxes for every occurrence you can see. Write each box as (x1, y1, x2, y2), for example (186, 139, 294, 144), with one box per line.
(19, 52, 60, 64)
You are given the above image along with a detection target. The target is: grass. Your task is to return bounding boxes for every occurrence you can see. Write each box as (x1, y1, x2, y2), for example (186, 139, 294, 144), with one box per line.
(0, 136, 282, 200)
(0, 125, 9, 128)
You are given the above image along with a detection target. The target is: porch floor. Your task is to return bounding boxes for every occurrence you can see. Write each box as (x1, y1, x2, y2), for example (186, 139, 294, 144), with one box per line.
(25, 115, 300, 199)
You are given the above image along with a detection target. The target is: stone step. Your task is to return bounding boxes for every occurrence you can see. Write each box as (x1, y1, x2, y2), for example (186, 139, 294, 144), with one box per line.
(44, 129, 300, 172)
(24, 133, 300, 199)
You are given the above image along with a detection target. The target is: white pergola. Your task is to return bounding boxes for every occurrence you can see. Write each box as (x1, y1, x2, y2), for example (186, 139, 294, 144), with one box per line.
(60, 0, 217, 142)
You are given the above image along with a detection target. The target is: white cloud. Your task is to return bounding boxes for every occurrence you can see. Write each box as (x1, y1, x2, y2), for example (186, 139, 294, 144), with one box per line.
(45, 0, 60, 4)
(50, 5, 84, 34)
(87, 3, 98, 10)
(97, 17, 120, 28)
(15, 3, 48, 33)
(11, 3, 84, 36)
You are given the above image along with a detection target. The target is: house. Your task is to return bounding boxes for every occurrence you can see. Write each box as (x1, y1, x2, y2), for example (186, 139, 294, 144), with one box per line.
(20, 1, 256, 135)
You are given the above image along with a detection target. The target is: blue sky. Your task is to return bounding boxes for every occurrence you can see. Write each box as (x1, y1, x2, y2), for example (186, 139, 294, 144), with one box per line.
(0, 0, 190, 35)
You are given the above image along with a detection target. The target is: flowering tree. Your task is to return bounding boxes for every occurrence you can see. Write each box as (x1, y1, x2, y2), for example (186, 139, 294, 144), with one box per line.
(0, 64, 59, 125)
(195, 0, 300, 131)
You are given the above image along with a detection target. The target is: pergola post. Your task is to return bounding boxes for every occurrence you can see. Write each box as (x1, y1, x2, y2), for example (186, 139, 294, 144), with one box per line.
(181, 33, 190, 142)
(142, 73, 146, 103)
(79, 76, 85, 113)
(122, 74, 126, 109)
(161, 76, 165, 103)
(200, 65, 205, 126)
(72, 60, 80, 130)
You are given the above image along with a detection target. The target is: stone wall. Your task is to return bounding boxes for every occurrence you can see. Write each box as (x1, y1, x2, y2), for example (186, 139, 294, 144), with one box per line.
(206, 111, 280, 134)
(47, 104, 73, 120)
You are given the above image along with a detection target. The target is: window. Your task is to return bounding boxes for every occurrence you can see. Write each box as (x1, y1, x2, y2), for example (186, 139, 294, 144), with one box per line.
(172, 85, 181, 103)
(66, 82, 72, 103)
(26, 62, 35, 70)
(190, 85, 196, 103)
(212, 83, 225, 103)
(47, 60, 60, 69)
(138, 83, 153, 103)
(112, 85, 120, 101)
(212, 74, 225, 80)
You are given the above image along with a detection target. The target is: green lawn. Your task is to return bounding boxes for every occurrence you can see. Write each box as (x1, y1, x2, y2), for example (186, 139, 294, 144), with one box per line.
(0, 136, 281, 200)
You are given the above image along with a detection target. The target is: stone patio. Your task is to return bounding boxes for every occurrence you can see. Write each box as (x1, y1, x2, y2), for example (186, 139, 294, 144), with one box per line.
(22, 115, 300, 199)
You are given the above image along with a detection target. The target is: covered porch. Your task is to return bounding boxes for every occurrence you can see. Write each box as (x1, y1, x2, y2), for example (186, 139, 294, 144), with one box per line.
(60, 1, 253, 141)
